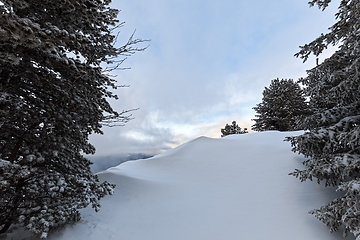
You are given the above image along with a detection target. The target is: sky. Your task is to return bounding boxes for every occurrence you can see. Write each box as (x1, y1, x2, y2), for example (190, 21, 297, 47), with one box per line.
(89, 0, 339, 156)
(6, 131, 355, 239)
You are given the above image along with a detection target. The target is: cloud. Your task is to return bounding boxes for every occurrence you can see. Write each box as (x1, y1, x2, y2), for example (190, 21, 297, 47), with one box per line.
(88, 0, 339, 157)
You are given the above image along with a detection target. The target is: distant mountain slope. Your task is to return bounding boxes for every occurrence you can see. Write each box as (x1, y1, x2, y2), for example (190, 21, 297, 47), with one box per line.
(88, 153, 153, 173)
(5, 131, 355, 240)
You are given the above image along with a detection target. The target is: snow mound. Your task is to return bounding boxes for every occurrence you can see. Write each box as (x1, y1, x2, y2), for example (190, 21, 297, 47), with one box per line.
(5, 131, 355, 239)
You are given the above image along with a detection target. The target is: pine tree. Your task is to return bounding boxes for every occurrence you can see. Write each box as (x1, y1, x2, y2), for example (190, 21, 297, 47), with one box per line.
(252, 78, 310, 132)
(221, 121, 248, 137)
(0, 0, 145, 238)
(287, 0, 360, 237)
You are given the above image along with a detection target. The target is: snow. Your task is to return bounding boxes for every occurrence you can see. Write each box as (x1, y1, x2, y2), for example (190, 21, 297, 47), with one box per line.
(3, 131, 355, 239)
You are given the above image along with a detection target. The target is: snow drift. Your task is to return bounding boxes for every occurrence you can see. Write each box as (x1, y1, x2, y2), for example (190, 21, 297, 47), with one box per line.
(4, 131, 355, 239)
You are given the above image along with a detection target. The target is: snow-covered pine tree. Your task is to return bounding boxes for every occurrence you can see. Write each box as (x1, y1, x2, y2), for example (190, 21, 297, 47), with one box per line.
(221, 121, 248, 137)
(252, 78, 310, 132)
(287, 0, 360, 237)
(0, 0, 145, 238)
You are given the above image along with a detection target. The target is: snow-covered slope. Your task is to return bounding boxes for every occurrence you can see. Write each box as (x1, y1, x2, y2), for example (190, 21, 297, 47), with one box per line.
(6, 131, 355, 239)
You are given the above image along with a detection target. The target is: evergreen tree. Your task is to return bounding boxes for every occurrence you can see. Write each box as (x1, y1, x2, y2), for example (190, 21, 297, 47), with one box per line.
(287, 0, 360, 237)
(252, 78, 310, 132)
(0, 0, 145, 238)
(221, 121, 248, 137)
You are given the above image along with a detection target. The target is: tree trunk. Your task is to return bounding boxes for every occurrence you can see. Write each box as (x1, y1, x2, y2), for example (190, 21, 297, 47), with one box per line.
(0, 179, 25, 234)
(0, 221, 11, 234)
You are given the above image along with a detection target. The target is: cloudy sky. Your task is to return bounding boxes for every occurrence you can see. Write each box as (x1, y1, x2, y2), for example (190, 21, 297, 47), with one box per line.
(89, 0, 338, 157)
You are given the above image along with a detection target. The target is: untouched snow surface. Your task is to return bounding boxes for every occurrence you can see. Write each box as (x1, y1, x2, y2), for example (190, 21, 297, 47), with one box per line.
(4, 131, 355, 239)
